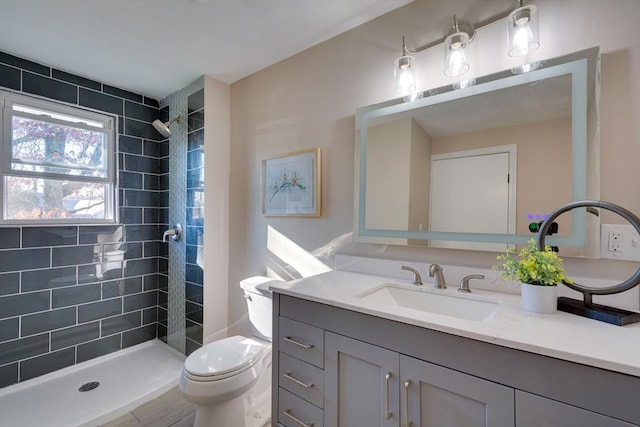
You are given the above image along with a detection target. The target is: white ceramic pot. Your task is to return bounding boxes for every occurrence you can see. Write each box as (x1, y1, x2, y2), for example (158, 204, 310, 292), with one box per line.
(520, 283, 558, 314)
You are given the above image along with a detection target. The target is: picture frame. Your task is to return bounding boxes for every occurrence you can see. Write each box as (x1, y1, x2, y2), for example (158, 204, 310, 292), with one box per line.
(262, 148, 321, 217)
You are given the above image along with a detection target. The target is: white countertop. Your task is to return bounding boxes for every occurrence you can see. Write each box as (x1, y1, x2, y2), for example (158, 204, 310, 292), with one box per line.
(270, 270, 640, 377)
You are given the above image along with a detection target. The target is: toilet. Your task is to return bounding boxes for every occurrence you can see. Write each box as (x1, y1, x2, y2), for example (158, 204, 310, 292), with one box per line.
(179, 276, 277, 427)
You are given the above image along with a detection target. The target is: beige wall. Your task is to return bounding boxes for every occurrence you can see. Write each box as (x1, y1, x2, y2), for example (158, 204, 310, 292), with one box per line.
(225, 0, 640, 332)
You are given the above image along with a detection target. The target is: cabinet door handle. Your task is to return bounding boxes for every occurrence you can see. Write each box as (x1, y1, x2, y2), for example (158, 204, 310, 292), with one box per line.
(284, 336, 314, 349)
(404, 380, 412, 427)
(384, 372, 392, 419)
(283, 409, 314, 427)
(284, 371, 314, 388)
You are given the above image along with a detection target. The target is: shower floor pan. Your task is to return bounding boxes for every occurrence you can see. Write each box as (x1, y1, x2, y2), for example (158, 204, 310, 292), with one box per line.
(0, 339, 185, 427)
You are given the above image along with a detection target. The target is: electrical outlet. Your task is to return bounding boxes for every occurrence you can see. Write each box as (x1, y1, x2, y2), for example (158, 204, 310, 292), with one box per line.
(608, 231, 622, 252)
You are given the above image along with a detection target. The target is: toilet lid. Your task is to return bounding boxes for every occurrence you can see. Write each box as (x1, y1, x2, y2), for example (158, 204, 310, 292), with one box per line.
(184, 335, 264, 378)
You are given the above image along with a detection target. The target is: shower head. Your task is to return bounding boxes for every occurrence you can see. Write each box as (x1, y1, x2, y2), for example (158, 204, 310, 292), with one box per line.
(152, 115, 182, 138)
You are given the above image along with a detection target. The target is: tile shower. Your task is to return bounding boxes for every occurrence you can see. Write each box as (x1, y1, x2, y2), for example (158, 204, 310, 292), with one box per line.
(0, 51, 204, 388)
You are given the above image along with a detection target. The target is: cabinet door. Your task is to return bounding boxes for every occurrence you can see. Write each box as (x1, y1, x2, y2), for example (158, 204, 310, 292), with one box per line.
(325, 332, 400, 427)
(516, 391, 637, 427)
(400, 355, 515, 427)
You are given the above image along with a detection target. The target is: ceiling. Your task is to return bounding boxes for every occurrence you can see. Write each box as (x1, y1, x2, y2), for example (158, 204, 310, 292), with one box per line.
(0, 0, 414, 100)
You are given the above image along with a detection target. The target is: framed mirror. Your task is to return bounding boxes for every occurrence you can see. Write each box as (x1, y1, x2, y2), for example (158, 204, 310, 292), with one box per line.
(355, 48, 599, 254)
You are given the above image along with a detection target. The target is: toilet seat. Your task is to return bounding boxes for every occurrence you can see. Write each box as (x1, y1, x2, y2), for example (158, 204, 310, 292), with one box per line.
(184, 336, 265, 382)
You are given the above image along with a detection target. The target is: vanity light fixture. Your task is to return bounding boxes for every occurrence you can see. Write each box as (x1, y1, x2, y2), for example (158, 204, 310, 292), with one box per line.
(444, 15, 471, 77)
(507, 0, 540, 57)
(394, 36, 418, 99)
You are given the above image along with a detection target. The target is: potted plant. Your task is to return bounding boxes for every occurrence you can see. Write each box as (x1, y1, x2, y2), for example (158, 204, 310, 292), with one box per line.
(494, 239, 571, 313)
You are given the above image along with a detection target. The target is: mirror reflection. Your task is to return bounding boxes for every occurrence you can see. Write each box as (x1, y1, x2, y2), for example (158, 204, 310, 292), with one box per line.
(355, 48, 599, 254)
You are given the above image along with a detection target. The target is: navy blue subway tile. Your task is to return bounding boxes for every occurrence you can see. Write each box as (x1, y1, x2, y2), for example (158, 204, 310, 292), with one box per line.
(124, 190, 159, 207)
(185, 320, 203, 345)
(159, 174, 169, 191)
(22, 266, 76, 292)
(125, 101, 158, 123)
(158, 290, 168, 309)
(142, 140, 161, 158)
(78, 298, 122, 323)
(158, 208, 169, 225)
(102, 277, 142, 299)
(187, 169, 203, 188)
(157, 324, 167, 343)
(103, 85, 142, 103)
(187, 149, 204, 170)
(143, 207, 160, 224)
(185, 283, 203, 304)
(125, 224, 160, 242)
(101, 312, 140, 336)
(186, 226, 204, 246)
(122, 324, 156, 349)
(158, 257, 168, 275)
(79, 225, 124, 244)
(20, 347, 75, 381)
(52, 69, 101, 91)
(126, 118, 162, 141)
(143, 97, 159, 108)
(79, 88, 123, 115)
(159, 106, 169, 122)
(77, 334, 121, 363)
(188, 110, 204, 133)
(23, 72, 77, 104)
(0, 273, 19, 296)
(0, 333, 49, 365)
(185, 338, 201, 356)
(78, 264, 112, 284)
(22, 226, 78, 248)
(143, 274, 159, 291)
(120, 207, 143, 224)
(0, 63, 21, 90)
(0, 51, 49, 76)
(158, 306, 168, 325)
(144, 241, 159, 257)
(185, 264, 203, 286)
(123, 242, 143, 260)
(0, 363, 18, 388)
(0, 291, 49, 319)
(52, 283, 101, 309)
(125, 154, 159, 174)
(51, 321, 100, 351)
(188, 89, 204, 113)
(117, 116, 125, 134)
(186, 301, 203, 324)
(123, 291, 157, 312)
(21, 307, 75, 336)
(124, 258, 157, 277)
(0, 248, 50, 273)
(52, 245, 99, 267)
(142, 307, 158, 325)
(158, 141, 169, 158)
(187, 128, 204, 151)
(159, 158, 169, 174)
(158, 275, 168, 291)
(0, 317, 19, 341)
(119, 171, 143, 189)
(118, 135, 143, 154)
(186, 245, 201, 265)
(143, 174, 160, 191)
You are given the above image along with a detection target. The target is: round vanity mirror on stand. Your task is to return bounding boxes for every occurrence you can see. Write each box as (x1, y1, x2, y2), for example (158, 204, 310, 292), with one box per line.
(537, 200, 640, 325)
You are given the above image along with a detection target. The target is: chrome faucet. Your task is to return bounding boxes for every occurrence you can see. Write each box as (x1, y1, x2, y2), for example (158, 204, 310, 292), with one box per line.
(458, 274, 485, 293)
(428, 264, 446, 289)
(401, 265, 423, 286)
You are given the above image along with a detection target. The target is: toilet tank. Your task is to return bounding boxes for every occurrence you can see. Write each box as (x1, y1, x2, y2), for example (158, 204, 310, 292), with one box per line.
(239, 276, 280, 342)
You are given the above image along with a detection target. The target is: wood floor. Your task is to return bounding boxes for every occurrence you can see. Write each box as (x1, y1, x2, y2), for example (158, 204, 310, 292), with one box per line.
(100, 386, 196, 427)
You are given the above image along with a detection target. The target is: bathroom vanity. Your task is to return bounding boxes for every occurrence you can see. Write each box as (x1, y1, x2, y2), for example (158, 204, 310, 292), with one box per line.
(270, 271, 640, 427)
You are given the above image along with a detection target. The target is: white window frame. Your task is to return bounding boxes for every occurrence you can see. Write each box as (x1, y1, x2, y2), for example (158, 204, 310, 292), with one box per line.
(0, 90, 118, 225)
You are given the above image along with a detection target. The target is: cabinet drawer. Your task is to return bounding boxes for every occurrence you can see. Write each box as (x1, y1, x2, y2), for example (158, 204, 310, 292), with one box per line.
(279, 388, 324, 427)
(279, 317, 324, 368)
(279, 352, 324, 408)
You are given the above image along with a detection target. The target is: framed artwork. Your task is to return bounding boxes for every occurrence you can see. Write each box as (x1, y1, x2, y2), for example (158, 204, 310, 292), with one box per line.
(262, 148, 321, 217)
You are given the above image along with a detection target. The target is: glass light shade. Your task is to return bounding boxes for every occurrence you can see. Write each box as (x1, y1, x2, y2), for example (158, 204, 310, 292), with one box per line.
(444, 32, 470, 77)
(394, 54, 417, 96)
(507, 5, 540, 57)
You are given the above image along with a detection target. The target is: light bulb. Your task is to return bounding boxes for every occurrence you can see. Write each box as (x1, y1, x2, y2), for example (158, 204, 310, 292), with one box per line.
(444, 32, 470, 77)
(394, 55, 417, 96)
(507, 5, 540, 57)
(512, 23, 534, 55)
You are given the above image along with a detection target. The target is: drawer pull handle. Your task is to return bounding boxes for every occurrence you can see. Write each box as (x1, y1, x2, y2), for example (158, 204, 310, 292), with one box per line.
(284, 336, 314, 349)
(404, 380, 412, 427)
(283, 409, 314, 427)
(384, 372, 392, 419)
(284, 372, 314, 388)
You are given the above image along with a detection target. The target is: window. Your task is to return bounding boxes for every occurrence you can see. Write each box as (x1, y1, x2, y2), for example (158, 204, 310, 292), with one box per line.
(1, 91, 117, 224)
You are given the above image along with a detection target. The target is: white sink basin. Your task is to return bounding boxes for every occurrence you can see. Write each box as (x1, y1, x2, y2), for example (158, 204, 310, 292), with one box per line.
(356, 283, 499, 321)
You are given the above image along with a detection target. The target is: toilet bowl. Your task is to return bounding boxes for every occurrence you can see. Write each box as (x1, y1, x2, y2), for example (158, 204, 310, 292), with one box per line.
(179, 276, 278, 427)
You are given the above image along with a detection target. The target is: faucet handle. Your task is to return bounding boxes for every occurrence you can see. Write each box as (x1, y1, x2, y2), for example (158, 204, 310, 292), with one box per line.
(401, 265, 423, 286)
(458, 274, 485, 293)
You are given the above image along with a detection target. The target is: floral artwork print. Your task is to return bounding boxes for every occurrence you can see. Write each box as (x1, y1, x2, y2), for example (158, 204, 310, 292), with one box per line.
(263, 149, 320, 216)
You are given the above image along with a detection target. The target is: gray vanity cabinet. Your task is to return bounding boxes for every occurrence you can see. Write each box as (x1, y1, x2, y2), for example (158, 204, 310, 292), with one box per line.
(324, 331, 400, 426)
(401, 355, 514, 427)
